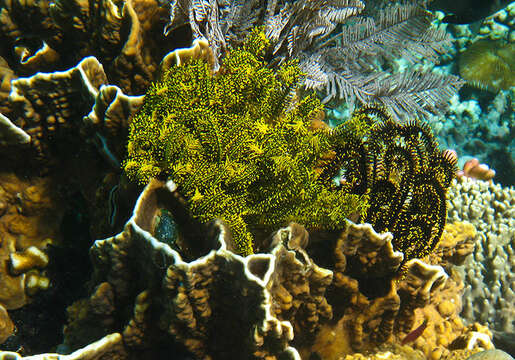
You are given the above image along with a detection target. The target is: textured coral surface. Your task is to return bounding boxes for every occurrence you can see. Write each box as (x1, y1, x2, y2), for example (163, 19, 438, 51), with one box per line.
(0, 1, 512, 358)
(9, 179, 485, 360)
(447, 178, 515, 333)
(0, 173, 65, 343)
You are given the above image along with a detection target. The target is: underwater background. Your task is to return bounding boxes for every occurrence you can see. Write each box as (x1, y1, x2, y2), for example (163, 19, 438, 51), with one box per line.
(0, 0, 513, 359)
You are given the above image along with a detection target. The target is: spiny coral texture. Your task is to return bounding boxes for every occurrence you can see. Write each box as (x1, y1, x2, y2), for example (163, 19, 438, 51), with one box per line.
(124, 30, 368, 255)
(447, 178, 515, 333)
(164, 0, 463, 120)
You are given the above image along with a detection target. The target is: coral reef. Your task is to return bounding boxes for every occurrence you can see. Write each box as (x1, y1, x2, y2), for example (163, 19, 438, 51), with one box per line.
(448, 2, 515, 50)
(0, 306, 13, 345)
(429, 222, 477, 268)
(0, 113, 29, 146)
(447, 178, 515, 334)
(125, 29, 457, 259)
(457, 159, 496, 182)
(40, 179, 483, 359)
(61, 179, 301, 359)
(0, 58, 17, 114)
(464, 350, 515, 360)
(0, 1, 509, 358)
(0, 53, 146, 239)
(165, 0, 463, 120)
(458, 40, 515, 92)
(0, 0, 172, 94)
(428, 2, 514, 187)
(0, 173, 66, 341)
(400, 270, 494, 360)
(429, 89, 514, 187)
(326, 107, 458, 266)
(0, 333, 127, 360)
(268, 223, 333, 346)
(0, 174, 498, 359)
(4, 56, 143, 163)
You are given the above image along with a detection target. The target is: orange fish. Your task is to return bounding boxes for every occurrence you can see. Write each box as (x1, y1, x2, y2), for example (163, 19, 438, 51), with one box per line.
(401, 319, 428, 345)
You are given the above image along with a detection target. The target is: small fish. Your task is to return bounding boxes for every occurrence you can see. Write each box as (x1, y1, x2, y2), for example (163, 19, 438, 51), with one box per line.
(428, 0, 512, 24)
(401, 319, 428, 345)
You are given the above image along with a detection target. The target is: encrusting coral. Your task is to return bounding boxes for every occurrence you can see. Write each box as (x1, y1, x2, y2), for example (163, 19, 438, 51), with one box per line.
(0, 173, 66, 342)
(0, 305, 14, 345)
(429, 222, 477, 268)
(0, 0, 501, 356)
(0, 15, 485, 359)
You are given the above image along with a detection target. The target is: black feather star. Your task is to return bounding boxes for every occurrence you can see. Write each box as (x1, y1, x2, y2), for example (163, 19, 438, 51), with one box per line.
(331, 105, 457, 266)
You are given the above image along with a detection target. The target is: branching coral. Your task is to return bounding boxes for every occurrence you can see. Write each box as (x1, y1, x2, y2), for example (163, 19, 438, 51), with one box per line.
(124, 30, 369, 255)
